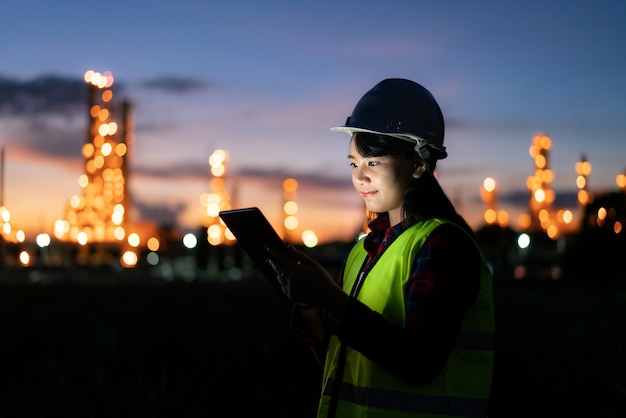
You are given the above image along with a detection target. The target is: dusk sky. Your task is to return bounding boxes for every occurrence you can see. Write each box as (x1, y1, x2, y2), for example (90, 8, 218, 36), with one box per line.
(1, 0, 625, 242)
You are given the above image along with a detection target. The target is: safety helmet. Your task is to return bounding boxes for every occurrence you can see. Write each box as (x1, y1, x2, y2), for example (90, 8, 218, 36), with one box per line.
(331, 78, 447, 169)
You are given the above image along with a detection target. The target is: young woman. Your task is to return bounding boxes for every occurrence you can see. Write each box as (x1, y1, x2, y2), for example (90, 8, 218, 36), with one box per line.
(267, 79, 495, 418)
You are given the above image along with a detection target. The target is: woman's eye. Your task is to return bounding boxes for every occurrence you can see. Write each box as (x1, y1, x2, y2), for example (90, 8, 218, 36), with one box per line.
(368, 161, 378, 167)
(349, 162, 357, 168)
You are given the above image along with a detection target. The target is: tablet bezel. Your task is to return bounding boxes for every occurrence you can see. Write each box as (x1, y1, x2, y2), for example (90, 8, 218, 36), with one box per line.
(219, 207, 289, 296)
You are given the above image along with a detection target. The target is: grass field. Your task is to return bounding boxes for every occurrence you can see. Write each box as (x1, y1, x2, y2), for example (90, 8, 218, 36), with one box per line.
(0, 276, 625, 417)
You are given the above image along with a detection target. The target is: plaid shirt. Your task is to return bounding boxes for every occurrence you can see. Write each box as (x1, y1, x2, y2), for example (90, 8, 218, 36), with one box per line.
(294, 214, 481, 384)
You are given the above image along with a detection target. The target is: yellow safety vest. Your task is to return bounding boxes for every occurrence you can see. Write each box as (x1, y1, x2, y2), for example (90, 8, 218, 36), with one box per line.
(318, 219, 495, 418)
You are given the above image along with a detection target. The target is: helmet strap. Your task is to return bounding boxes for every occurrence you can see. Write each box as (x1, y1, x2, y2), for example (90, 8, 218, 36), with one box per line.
(415, 142, 431, 161)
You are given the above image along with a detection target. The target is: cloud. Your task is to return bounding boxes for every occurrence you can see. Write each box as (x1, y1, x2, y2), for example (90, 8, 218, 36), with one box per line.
(132, 163, 353, 190)
(140, 76, 208, 93)
(1, 113, 84, 160)
(133, 199, 186, 227)
(0, 73, 126, 160)
(235, 167, 353, 189)
(0, 74, 125, 116)
(499, 188, 579, 209)
(133, 160, 207, 179)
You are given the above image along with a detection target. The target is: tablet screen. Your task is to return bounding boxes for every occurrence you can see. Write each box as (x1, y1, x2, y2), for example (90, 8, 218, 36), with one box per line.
(219, 207, 289, 296)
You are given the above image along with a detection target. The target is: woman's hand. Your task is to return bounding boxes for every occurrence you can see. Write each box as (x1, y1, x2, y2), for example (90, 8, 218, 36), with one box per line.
(266, 245, 349, 320)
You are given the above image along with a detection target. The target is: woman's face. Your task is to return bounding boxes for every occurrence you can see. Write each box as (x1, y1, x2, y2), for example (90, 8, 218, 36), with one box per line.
(349, 137, 417, 226)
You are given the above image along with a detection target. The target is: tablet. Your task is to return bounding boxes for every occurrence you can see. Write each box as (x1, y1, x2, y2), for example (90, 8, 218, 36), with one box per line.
(219, 207, 290, 296)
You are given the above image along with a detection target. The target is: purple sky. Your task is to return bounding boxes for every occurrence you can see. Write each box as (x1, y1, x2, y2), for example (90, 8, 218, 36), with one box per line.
(1, 0, 625, 240)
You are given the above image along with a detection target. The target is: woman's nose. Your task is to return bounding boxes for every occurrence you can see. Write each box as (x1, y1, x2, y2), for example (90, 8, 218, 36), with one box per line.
(353, 166, 369, 183)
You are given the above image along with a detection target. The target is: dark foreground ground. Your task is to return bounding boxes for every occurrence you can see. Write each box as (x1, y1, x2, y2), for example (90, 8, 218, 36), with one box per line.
(0, 275, 625, 418)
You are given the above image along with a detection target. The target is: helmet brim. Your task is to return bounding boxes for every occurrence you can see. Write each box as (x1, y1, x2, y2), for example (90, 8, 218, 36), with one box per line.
(330, 126, 418, 144)
(331, 126, 448, 161)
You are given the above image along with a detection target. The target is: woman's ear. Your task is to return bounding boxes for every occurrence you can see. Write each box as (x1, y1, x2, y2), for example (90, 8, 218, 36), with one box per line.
(412, 160, 427, 178)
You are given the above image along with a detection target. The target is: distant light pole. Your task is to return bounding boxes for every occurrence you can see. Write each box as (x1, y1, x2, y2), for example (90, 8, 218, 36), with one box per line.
(527, 133, 556, 236)
(282, 178, 299, 244)
(202, 149, 232, 246)
(481, 177, 497, 225)
(575, 154, 593, 225)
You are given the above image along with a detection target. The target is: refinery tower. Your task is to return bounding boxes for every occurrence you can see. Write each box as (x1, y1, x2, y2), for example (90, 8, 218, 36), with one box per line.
(54, 71, 134, 248)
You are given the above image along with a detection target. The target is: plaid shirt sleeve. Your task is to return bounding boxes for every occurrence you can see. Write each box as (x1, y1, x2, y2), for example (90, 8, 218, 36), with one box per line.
(335, 222, 481, 384)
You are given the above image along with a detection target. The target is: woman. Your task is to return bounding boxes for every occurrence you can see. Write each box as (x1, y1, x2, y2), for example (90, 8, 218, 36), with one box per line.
(268, 79, 494, 418)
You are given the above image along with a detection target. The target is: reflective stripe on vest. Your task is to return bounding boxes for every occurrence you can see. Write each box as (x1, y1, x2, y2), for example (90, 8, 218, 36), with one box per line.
(322, 378, 490, 417)
(318, 219, 495, 418)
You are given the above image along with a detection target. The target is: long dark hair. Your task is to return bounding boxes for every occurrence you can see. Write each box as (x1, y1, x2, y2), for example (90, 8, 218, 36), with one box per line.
(354, 133, 474, 236)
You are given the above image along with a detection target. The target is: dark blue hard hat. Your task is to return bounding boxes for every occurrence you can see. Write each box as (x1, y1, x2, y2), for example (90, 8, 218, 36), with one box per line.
(331, 78, 447, 166)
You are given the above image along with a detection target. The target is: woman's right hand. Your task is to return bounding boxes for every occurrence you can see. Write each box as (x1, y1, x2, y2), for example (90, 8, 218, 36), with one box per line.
(266, 245, 349, 320)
